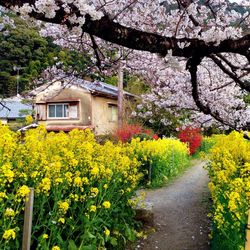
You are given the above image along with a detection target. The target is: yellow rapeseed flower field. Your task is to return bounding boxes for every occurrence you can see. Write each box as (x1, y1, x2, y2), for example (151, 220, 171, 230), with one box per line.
(0, 124, 189, 249)
(207, 131, 250, 249)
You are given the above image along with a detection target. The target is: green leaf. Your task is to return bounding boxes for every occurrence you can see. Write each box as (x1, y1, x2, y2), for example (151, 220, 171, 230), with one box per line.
(110, 237, 118, 246)
(68, 240, 78, 250)
(79, 245, 96, 250)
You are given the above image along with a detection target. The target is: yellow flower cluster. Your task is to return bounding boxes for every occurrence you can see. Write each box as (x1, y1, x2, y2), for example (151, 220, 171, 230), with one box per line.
(127, 137, 190, 187)
(207, 131, 250, 249)
(0, 125, 142, 249)
(0, 124, 190, 249)
(2, 229, 16, 240)
(102, 201, 111, 209)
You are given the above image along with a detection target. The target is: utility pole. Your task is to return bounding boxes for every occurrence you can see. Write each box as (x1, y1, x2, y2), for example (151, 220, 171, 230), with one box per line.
(13, 66, 24, 96)
(117, 56, 124, 129)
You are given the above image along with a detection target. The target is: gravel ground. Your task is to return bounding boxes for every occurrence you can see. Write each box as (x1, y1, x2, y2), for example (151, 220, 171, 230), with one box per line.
(134, 160, 211, 250)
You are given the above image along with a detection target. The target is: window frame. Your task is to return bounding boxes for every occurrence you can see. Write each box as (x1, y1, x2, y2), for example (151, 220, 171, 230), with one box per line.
(108, 103, 118, 122)
(47, 103, 70, 119)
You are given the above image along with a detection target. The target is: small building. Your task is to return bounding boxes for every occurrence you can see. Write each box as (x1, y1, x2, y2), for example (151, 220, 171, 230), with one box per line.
(0, 95, 33, 125)
(30, 76, 135, 134)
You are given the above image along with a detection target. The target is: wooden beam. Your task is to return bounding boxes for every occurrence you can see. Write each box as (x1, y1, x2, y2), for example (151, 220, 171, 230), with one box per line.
(22, 188, 34, 250)
(245, 210, 250, 250)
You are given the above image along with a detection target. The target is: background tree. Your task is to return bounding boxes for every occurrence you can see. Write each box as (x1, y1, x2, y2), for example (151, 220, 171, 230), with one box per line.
(0, 14, 91, 97)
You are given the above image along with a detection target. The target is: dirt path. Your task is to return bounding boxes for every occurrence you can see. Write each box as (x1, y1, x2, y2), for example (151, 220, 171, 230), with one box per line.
(135, 160, 211, 250)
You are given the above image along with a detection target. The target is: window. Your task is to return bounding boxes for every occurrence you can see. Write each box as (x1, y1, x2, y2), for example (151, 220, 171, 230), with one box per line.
(48, 104, 69, 118)
(108, 104, 118, 122)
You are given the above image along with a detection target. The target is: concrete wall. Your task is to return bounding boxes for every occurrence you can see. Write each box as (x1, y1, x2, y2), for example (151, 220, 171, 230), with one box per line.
(35, 84, 119, 134)
(92, 96, 118, 135)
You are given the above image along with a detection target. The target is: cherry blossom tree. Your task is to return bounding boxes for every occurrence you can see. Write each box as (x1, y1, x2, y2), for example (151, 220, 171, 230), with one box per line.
(0, 0, 249, 129)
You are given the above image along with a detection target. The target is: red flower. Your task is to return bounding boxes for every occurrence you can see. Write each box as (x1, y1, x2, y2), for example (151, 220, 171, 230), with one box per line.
(178, 127, 202, 155)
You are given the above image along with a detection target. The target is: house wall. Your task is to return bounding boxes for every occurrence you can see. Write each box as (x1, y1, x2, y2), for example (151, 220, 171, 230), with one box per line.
(36, 87, 92, 127)
(92, 96, 118, 135)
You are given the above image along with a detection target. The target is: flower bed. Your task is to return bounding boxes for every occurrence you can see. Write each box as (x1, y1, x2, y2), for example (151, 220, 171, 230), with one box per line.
(128, 138, 190, 187)
(0, 125, 190, 249)
(0, 125, 142, 249)
(206, 131, 250, 249)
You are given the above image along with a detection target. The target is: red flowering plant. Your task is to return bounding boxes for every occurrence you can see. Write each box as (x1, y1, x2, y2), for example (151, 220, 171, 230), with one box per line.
(114, 124, 158, 143)
(178, 127, 202, 155)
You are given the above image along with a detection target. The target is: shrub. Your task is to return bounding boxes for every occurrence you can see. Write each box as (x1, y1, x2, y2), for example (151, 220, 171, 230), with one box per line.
(114, 124, 157, 143)
(196, 136, 216, 156)
(178, 127, 202, 155)
(206, 131, 250, 249)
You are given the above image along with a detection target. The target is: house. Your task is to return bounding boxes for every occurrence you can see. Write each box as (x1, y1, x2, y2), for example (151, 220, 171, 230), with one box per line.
(30, 76, 135, 134)
(0, 95, 33, 125)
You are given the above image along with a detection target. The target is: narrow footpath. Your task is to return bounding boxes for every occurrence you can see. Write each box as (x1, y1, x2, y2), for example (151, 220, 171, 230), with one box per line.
(136, 160, 210, 250)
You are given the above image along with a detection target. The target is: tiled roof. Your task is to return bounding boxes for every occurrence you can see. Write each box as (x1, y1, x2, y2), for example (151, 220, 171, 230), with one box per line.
(0, 95, 32, 119)
(74, 78, 135, 98)
(29, 75, 136, 99)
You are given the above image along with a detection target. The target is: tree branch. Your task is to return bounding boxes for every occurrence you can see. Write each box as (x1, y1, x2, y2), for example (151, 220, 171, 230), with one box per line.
(209, 54, 250, 92)
(1, 1, 250, 59)
(186, 56, 236, 129)
(0, 102, 11, 112)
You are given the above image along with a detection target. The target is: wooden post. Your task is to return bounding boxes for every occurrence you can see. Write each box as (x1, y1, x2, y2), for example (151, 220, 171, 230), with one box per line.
(22, 188, 34, 250)
(118, 59, 124, 129)
(246, 210, 250, 250)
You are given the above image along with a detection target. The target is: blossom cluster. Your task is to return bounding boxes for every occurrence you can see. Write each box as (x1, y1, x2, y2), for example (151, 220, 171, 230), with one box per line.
(2, 0, 249, 128)
(206, 131, 250, 249)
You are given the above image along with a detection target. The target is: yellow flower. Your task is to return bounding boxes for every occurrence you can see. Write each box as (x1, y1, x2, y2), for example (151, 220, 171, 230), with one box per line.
(42, 234, 49, 239)
(103, 184, 108, 189)
(2, 229, 16, 240)
(52, 246, 60, 250)
(58, 217, 65, 224)
(4, 208, 15, 217)
(55, 178, 63, 185)
(90, 187, 99, 197)
(73, 177, 82, 187)
(102, 201, 111, 209)
(4, 169, 14, 183)
(82, 177, 89, 185)
(104, 229, 110, 236)
(90, 205, 97, 212)
(0, 192, 7, 199)
(58, 201, 69, 213)
(17, 185, 30, 198)
(25, 115, 33, 125)
(40, 178, 51, 193)
(91, 166, 99, 175)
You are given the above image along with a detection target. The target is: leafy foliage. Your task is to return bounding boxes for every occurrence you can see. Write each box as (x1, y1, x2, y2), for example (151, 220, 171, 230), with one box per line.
(0, 15, 90, 97)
